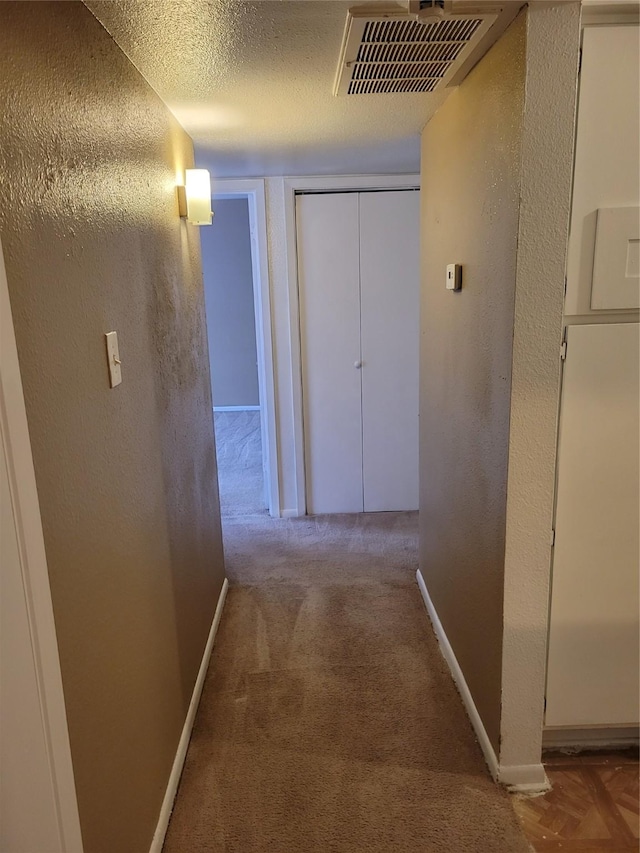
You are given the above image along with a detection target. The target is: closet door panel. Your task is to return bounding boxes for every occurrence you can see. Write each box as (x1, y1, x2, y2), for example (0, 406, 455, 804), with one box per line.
(296, 193, 363, 514)
(360, 190, 420, 512)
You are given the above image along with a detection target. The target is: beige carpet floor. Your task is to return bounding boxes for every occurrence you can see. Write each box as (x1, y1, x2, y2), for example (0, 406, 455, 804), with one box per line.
(163, 504, 531, 852)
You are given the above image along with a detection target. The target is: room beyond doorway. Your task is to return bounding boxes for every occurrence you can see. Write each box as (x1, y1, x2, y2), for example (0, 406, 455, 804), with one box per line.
(201, 196, 266, 516)
(199, 181, 279, 518)
(214, 409, 265, 517)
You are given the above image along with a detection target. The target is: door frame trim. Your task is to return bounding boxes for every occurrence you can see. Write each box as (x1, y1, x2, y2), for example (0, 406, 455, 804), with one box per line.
(283, 174, 420, 516)
(0, 237, 84, 851)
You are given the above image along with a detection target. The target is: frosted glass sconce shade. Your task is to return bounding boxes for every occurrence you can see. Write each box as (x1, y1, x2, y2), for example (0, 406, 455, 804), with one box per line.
(177, 169, 213, 225)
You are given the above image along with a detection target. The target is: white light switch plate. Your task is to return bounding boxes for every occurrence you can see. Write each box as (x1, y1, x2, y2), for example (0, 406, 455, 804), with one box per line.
(446, 263, 462, 291)
(105, 331, 122, 388)
(591, 206, 640, 310)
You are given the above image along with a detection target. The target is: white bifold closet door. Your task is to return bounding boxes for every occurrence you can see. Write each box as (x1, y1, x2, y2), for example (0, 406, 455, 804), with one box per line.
(296, 189, 420, 515)
(297, 192, 363, 514)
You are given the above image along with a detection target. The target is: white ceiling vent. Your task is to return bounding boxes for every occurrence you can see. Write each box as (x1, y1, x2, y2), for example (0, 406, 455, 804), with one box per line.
(334, 3, 500, 96)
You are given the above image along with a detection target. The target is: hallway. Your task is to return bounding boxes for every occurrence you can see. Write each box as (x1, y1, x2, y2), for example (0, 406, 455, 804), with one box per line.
(3, 4, 638, 851)
(163, 506, 530, 851)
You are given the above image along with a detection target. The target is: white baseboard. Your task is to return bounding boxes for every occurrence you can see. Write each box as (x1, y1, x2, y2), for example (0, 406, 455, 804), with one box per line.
(149, 577, 229, 853)
(415, 570, 549, 794)
(213, 405, 260, 412)
(498, 763, 550, 793)
(543, 725, 640, 751)
(416, 570, 500, 780)
(281, 508, 302, 518)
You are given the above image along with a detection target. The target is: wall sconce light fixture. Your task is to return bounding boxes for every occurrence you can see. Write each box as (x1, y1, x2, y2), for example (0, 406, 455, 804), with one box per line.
(177, 169, 213, 225)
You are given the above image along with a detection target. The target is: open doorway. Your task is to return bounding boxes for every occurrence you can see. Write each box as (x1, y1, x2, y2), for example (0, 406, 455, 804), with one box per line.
(199, 181, 279, 518)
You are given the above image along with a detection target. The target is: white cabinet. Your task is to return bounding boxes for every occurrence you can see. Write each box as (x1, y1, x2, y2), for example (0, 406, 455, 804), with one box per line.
(546, 323, 640, 727)
(565, 24, 640, 316)
(545, 21, 640, 735)
(296, 189, 420, 514)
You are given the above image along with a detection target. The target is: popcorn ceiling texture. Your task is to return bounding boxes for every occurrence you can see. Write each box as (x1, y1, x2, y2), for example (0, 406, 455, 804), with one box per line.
(85, 0, 450, 176)
(0, 3, 225, 852)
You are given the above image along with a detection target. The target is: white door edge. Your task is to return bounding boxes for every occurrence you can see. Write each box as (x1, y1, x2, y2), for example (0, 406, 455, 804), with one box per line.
(0, 237, 84, 851)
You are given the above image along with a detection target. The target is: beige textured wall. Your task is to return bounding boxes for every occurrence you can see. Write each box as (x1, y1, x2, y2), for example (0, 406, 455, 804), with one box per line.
(419, 12, 526, 753)
(0, 4, 225, 852)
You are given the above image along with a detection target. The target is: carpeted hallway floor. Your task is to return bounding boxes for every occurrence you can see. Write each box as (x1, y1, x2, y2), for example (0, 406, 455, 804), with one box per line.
(163, 414, 531, 852)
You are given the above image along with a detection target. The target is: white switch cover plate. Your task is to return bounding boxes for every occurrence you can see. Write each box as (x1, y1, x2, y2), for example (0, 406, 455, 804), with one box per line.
(105, 331, 122, 388)
(446, 264, 462, 291)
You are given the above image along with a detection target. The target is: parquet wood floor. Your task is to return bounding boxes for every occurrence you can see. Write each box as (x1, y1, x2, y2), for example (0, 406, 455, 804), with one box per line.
(512, 750, 639, 852)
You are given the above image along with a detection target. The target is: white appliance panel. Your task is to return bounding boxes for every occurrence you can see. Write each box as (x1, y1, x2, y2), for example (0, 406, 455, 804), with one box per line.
(546, 323, 640, 727)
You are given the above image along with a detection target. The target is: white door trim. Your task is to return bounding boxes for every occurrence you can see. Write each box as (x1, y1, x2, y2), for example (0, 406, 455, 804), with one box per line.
(211, 179, 280, 517)
(0, 238, 84, 851)
(283, 174, 420, 516)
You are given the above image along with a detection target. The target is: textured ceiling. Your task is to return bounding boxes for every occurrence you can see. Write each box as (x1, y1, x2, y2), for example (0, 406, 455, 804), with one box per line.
(85, 0, 452, 176)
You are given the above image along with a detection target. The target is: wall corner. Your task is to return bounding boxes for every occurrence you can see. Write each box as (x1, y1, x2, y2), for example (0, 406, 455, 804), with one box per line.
(500, 0, 582, 772)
